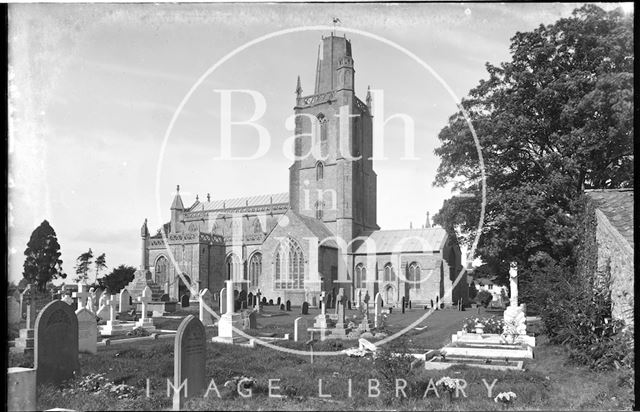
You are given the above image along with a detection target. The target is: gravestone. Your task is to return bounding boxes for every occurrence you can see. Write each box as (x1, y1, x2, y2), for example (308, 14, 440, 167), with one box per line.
(72, 284, 90, 310)
(173, 315, 206, 410)
(199, 289, 214, 326)
(34, 300, 80, 386)
(374, 292, 383, 328)
(247, 292, 253, 307)
(347, 300, 351, 310)
(286, 300, 291, 311)
(248, 311, 257, 329)
(430, 299, 434, 308)
(181, 294, 190, 308)
(76, 308, 97, 354)
(294, 317, 308, 342)
(119, 289, 131, 312)
(8, 296, 21, 324)
(276, 297, 281, 306)
(268, 299, 273, 306)
(332, 289, 349, 339)
(409, 300, 412, 309)
(219, 288, 227, 315)
(402, 296, 406, 314)
(311, 296, 317, 307)
(301, 301, 309, 315)
(160, 293, 170, 302)
(136, 286, 155, 330)
(280, 303, 285, 311)
(61, 294, 74, 307)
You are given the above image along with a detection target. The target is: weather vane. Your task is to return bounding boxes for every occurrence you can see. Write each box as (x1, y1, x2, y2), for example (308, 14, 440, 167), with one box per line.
(332, 17, 341, 34)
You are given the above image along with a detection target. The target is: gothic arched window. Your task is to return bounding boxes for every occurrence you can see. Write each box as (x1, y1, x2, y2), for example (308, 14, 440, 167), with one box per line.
(315, 201, 324, 220)
(249, 253, 262, 288)
(408, 262, 421, 290)
(355, 263, 366, 289)
(317, 113, 328, 142)
(155, 256, 168, 286)
(384, 263, 395, 282)
(274, 237, 305, 290)
(316, 161, 324, 180)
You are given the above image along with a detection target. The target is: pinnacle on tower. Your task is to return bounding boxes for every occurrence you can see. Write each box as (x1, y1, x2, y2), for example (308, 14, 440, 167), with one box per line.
(171, 185, 184, 210)
(425, 212, 432, 228)
(366, 85, 372, 108)
(295, 75, 302, 97)
(207, 193, 211, 202)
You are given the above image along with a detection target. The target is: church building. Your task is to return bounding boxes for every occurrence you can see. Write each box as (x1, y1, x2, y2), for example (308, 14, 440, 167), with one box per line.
(137, 34, 467, 309)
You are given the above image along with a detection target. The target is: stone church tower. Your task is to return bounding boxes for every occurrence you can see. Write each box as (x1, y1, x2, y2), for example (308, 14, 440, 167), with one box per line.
(289, 34, 379, 245)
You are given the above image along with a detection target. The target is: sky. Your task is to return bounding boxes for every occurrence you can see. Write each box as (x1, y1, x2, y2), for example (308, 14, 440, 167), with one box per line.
(7, 2, 631, 285)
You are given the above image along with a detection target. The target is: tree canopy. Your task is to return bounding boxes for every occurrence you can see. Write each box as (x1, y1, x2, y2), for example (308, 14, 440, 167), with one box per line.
(74, 248, 94, 284)
(98, 264, 136, 294)
(22, 220, 66, 291)
(432, 5, 633, 282)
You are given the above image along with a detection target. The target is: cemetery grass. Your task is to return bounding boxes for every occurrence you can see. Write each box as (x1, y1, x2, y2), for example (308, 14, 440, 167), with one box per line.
(8, 309, 633, 411)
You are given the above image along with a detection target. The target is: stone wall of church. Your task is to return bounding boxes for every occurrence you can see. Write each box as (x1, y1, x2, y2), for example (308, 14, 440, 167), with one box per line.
(595, 209, 634, 327)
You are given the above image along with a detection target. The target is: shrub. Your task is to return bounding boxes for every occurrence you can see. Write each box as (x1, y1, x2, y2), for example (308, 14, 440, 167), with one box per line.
(476, 290, 493, 307)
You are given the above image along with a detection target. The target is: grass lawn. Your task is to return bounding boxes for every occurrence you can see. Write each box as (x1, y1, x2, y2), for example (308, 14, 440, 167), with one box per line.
(9, 307, 634, 410)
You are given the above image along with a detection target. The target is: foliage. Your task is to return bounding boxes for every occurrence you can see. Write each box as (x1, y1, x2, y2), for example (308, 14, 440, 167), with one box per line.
(98, 265, 136, 294)
(22, 220, 66, 292)
(524, 250, 633, 371)
(74, 248, 94, 284)
(94, 253, 108, 282)
(432, 5, 633, 293)
(61, 373, 140, 400)
(495, 391, 518, 404)
(468, 281, 478, 301)
(462, 316, 504, 334)
(476, 290, 493, 307)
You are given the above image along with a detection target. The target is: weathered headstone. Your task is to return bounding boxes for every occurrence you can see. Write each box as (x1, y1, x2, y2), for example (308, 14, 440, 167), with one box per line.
(268, 299, 273, 306)
(34, 301, 80, 386)
(119, 289, 131, 312)
(181, 294, 190, 308)
(402, 296, 406, 314)
(347, 300, 351, 310)
(199, 289, 214, 326)
(61, 295, 74, 306)
(219, 288, 227, 315)
(160, 293, 170, 302)
(301, 301, 309, 315)
(173, 315, 206, 410)
(276, 297, 281, 306)
(76, 308, 97, 354)
(286, 300, 291, 311)
(280, 303, 285, 311)
(248, 311, 257, 329)
(294, 317, 308, 342)
(374, 292, 383, 328)
(247, 292, 254, 307)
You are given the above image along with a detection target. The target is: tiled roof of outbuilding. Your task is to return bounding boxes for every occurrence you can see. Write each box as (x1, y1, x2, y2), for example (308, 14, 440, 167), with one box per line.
(585, 189, 634, 248)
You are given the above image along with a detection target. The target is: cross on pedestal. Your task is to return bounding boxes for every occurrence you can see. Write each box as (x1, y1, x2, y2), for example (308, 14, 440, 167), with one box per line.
(73, 283, 91, 309)
(137, 286, 153, 322)
(104, 294, 118, 324)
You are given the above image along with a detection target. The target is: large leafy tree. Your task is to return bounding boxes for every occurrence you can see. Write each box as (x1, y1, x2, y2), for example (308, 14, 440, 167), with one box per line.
(22, 220, 66, 292)
(98, 264, 136, 294)
(433, 5, 633, 284)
